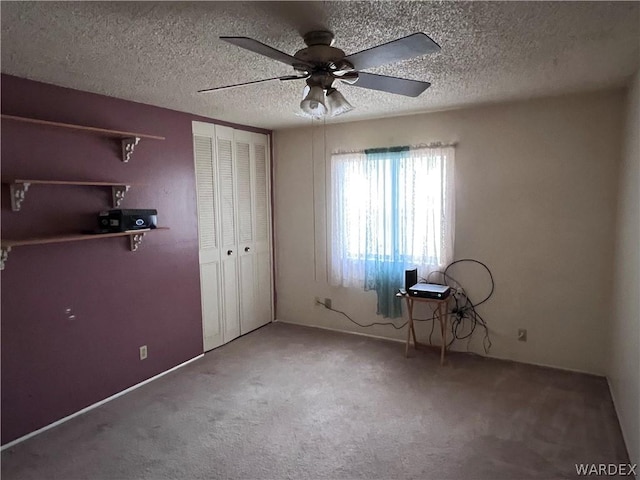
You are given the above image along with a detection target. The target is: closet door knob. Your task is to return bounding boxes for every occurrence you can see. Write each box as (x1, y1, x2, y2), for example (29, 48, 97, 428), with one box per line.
(227, 250, 233, 255)
(244, 247, 250, 252)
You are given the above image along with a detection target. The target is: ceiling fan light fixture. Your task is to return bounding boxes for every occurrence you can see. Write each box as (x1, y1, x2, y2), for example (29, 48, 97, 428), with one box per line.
(326, 88, 353, 117)
(300, 85, 327, 117)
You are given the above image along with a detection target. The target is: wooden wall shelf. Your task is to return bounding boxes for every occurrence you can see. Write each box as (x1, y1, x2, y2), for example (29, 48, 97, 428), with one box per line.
(6, 179, 133, 211)
(1, 114, 165, 162)
(0, 227, 169, 270)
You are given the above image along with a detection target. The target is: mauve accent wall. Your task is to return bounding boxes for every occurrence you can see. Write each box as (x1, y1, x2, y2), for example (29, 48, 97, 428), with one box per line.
(0, 74, 267, 444)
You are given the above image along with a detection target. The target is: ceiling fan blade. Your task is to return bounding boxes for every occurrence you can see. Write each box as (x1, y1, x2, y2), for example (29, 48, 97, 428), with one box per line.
(346, 72, 431, 97)
(344, 33, 440, 71)
(198, 75, 307, 93)
(220, 36, 312, 68)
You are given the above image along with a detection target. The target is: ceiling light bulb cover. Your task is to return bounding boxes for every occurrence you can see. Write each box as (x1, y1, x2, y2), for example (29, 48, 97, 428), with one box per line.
(300, 85, 327, 117)
(337, 71, 359, 85)
(326, 88, 353, 117)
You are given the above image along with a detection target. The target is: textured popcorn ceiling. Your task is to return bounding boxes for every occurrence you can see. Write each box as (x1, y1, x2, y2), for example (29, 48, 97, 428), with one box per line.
(1, 1, 638, 129)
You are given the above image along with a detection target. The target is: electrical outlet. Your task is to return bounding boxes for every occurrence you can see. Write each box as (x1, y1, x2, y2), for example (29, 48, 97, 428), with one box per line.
(518, 329, 527, 342)
(64, 307, 76, 320)
(324, 298, 332, 309)
(139, 345, 148, 360)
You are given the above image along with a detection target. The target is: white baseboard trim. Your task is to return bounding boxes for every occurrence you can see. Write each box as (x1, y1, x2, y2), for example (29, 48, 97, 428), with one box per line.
(274, 318, 405, 344)
(274, 319, 603, 376)
(484, 353, 605, 377)
(606, 377, 634, 463)
(1, 353, 204, 451)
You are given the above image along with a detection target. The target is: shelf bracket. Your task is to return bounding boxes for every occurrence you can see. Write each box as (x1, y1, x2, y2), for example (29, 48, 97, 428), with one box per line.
(10, 182, 30, 212)
(112, 185, 131, 207)
(121, 137, 141, 163)
(1, 247, 11, 270)
(130, 232, 146, 252)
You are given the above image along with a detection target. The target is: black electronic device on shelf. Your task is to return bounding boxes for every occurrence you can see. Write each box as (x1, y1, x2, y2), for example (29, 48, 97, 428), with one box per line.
(98, 209, 157, 233)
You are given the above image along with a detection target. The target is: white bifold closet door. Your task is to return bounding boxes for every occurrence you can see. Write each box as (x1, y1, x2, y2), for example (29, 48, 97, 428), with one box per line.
(193, 122, 272, 352)
(193, 124, 223, 351)
(251, 134, 273, 331)
(234, 130, 272, 334)
(216, 126, 241, 343)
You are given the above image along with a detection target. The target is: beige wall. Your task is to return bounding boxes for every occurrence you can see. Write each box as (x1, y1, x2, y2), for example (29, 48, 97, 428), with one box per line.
(609, 72, 639, 465)
(273, 89, 624, 375)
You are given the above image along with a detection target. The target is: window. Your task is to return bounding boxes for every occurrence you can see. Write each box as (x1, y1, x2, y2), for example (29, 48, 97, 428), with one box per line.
(330, 145, 455, 317)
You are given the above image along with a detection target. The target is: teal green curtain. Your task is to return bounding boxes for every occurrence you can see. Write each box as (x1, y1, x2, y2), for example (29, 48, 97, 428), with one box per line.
(362, 147, 410, 318)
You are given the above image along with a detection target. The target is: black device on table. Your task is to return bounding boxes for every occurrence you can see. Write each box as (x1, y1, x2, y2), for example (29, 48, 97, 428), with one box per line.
(400, 267, 452, 299)
(408, 283, 451, 299)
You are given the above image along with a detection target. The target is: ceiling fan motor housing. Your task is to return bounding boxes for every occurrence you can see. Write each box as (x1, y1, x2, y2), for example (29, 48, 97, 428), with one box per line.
(294, 30, 354, 75)
(294, 45, 346, 66)
(302, 30, 335, 47)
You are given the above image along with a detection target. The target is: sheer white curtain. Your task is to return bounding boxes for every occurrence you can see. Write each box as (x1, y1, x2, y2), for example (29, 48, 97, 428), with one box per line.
(330, 145, 455, 289)
(330, 150, 369, 287)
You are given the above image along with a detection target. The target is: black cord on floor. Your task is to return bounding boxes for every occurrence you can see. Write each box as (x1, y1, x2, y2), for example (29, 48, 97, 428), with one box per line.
(315, 300, 437, 330)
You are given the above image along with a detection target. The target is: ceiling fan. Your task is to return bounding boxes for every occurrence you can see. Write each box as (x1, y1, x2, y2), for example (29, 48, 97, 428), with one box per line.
(199, 31, 440, 118)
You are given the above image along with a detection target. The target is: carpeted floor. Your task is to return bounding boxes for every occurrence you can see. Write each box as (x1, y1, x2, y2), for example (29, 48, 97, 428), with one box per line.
(1, 322, 629, 480)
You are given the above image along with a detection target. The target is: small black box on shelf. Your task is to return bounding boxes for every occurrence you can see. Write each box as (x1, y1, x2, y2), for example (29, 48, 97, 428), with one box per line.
(98, 209, 157, 233)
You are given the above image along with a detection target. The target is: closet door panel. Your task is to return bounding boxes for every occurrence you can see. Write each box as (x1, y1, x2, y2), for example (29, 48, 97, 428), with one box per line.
(221, 258, 240, 342)
(253, 140, 270, 245)
(236, 139, 253, 244)
(252, 135, 273, 329)
(255, 250, 272, 328)
(192, 125, 223, 351)
(200, 263, 223, 350)
(239, 254, 257, 334)
(217, 135, 236, 249)
(216, 125, 241, 343)
(235, 131, 258, 334)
